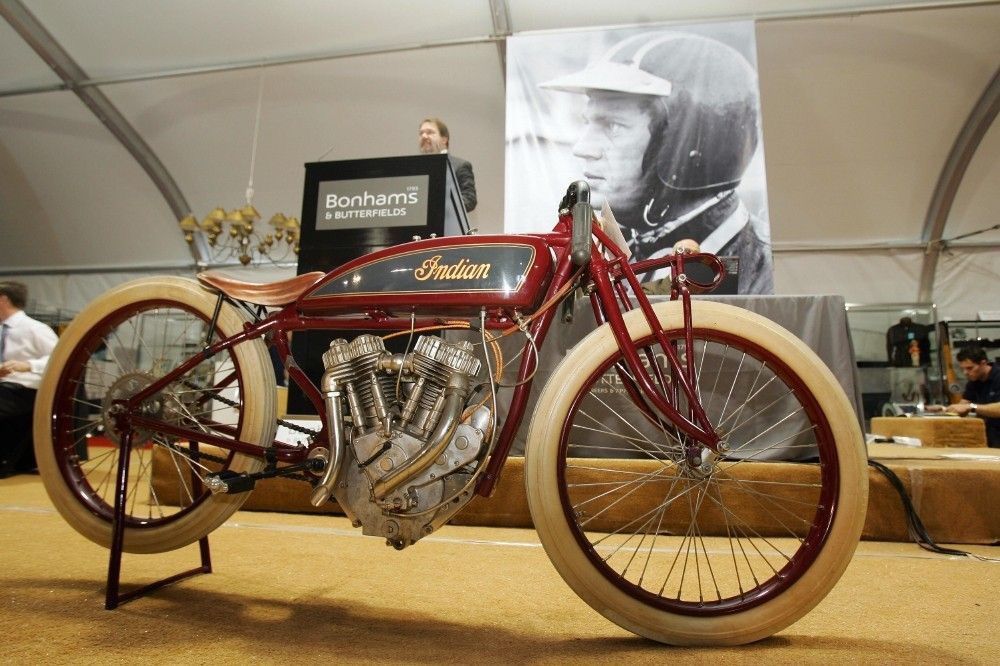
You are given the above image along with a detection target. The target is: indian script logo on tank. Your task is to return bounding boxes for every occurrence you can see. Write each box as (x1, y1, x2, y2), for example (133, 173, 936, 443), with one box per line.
(309, 244, 536, 298)
(414, 255, 491, 281)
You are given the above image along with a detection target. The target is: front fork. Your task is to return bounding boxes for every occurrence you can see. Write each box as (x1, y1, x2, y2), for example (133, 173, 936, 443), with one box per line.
(588, 254, 725, 462)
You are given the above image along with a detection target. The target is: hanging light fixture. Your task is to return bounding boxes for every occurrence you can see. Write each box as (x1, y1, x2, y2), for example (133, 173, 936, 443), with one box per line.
(178, 207, 300, 266)
(178, 67, 298, 266)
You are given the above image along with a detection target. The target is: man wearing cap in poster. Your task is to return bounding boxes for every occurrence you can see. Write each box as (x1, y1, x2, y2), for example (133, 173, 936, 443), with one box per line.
(542, 31, 774, 294)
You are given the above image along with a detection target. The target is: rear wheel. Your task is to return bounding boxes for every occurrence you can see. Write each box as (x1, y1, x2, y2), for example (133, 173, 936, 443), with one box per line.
(526, 301, 867, 645)
(34, 277, 277, 554)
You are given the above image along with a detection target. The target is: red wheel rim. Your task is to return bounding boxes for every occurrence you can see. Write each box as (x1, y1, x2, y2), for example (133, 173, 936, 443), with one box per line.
(556, 327, 840, 616)
(49, 298, 245, 529)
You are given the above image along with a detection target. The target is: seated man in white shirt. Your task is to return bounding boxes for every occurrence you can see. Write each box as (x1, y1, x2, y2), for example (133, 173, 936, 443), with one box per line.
(0, 281, 59, 476)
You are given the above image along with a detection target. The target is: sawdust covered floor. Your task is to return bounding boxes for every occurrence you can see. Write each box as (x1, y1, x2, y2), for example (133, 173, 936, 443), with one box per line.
(1, 472, 997, 664)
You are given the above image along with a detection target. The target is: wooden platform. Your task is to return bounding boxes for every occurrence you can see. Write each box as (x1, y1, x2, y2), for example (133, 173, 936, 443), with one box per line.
(151, 443, 1000, 545)
(871, 416, 987, 448)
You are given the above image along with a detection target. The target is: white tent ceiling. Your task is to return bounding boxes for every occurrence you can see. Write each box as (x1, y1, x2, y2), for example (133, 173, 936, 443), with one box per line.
(0, 0, 997, 320)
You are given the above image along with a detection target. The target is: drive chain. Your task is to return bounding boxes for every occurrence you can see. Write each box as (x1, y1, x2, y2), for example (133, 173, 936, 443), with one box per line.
(171, 379, 323, 485)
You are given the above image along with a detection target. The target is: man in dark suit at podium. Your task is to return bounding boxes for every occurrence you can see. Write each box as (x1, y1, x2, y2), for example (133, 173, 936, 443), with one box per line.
(418, 117, 477, 212)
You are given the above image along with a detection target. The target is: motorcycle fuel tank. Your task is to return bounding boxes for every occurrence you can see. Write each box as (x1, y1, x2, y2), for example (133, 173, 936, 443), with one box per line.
(298, 234, 554, 315)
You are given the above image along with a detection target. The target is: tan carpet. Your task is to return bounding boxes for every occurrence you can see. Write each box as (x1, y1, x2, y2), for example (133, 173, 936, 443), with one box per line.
(1, 472, 998, 664)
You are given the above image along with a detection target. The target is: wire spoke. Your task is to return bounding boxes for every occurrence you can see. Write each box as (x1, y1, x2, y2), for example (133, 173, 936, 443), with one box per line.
(46, 300, 251, 533)
(555, 330, 841, 611)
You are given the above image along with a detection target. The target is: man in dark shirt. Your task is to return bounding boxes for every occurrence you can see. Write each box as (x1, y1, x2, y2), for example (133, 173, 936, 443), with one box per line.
(945, 346, 1000, 447)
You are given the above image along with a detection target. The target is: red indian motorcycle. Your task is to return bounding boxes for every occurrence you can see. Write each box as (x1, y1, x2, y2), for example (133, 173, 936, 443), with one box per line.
(34, 182, 867, 646)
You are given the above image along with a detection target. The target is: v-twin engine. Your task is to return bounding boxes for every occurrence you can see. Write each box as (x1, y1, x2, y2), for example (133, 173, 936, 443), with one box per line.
(314, 333, 492, 548)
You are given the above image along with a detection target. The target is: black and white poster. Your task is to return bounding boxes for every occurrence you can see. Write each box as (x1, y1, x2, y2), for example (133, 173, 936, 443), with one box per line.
(504, 22, 774, 294)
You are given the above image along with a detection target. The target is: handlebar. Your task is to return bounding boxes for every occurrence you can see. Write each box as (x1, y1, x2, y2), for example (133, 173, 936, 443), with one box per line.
(559, 180, 724, 293)
(561, 180, 593, 267)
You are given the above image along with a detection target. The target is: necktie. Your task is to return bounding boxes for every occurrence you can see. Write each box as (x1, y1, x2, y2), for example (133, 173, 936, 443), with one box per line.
(0, 322, 7, 362)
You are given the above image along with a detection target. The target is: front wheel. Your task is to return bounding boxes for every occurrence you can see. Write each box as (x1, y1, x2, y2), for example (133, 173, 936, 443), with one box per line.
(525, 301, 867, 645)
(33, 277, 277, 554)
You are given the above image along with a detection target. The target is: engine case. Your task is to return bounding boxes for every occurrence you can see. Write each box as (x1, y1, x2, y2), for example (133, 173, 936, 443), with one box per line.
(322, 333, 493, 548)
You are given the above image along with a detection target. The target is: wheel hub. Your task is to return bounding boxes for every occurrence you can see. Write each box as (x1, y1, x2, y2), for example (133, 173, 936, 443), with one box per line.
(683, 442, 728, 479)
(102, 372, 164, 444)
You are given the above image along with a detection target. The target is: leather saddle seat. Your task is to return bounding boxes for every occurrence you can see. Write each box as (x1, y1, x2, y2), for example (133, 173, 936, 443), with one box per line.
(197, 270, 326, 307)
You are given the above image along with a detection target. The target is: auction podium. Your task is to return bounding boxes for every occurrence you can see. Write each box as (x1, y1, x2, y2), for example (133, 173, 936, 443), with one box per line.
(287, 154, 469, 415)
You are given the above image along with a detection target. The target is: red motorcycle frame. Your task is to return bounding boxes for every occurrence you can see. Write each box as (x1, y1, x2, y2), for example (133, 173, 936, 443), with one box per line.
(34, 181, 868, 646)
(133, 201, 722, 485)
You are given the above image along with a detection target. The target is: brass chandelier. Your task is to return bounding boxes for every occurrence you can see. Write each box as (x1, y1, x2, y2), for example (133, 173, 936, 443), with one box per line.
(177, 67, 298, 266)
(179, 206, 299, 266)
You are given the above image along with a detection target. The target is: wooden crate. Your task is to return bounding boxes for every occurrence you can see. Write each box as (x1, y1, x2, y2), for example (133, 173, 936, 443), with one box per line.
(870, 416, 986, 448)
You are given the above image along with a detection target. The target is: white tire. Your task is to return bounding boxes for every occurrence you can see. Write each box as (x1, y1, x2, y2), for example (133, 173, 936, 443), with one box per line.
(34, 277, 277, 554)
(526, 301, 867, 645)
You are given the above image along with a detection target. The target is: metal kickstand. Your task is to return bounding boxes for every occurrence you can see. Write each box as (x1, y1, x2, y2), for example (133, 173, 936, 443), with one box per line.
(104, 428, 212, 610)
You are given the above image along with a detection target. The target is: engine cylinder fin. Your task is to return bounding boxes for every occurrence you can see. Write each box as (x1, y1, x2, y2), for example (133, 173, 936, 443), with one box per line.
(412, 336, 481, 382)
(321, 338, 355, 382)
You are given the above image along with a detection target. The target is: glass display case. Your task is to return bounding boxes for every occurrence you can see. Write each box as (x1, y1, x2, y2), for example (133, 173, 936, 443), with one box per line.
(844, 303, 941, 428)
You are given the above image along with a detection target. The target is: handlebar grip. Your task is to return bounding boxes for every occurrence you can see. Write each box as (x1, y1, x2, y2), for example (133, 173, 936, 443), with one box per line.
(571, 202, 592, 266)
(568, 181, 592, 266)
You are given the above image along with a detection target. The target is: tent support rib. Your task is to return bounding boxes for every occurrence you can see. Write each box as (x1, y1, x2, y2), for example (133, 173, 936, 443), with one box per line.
(917, 66, 1000, 303)
(0, 0, 209, 266)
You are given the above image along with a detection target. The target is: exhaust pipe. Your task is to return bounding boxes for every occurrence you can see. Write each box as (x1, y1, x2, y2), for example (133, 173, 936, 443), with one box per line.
(371, 374, 468, 500)
(309, 380, 345, 507)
